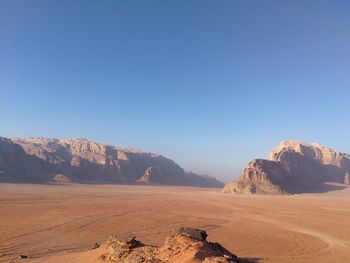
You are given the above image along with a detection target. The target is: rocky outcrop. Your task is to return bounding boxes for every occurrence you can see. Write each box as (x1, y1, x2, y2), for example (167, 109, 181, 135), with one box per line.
(52, 174, 73, 184)
(223, 159, 287, 194)
(224, 140, 350, 194)
(103, 227, 245, 263)
(0, 136, 223, 187)
(136, 166, 161, 184)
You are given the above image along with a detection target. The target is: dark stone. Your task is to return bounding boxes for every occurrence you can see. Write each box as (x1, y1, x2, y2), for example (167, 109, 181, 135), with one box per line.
(92, 242, 100, 249)
(210, 242, 236, 259)
(175, 227, 208, 241)
(110, 232, 136, 245)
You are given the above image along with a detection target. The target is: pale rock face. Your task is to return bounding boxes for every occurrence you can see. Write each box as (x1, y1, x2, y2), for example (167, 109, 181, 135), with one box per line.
(224, 140, 350, 194)
(137, 166, 161, 184)
(270, 140, 350, 168)
(1, 136, 224, 187)
(116, 150, 129, 161)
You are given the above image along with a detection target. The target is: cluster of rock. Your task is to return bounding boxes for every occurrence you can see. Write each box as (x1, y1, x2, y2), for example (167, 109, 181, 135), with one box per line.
(0, 136, 223, 187)
(223, 140, 350, 194)
(103, 227, 245, 263)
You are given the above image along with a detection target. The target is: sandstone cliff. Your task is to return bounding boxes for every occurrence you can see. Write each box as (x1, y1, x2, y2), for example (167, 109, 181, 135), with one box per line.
(0, 136, 223, 187)
(223, 140, 350, 194)
(223, 159, 287, 194)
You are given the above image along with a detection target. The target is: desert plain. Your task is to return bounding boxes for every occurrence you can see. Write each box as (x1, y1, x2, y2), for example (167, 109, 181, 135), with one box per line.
(1, 183, 350, 263)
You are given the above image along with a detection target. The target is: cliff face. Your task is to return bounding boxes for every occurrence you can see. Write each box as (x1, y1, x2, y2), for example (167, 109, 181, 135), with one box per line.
(224, 140, 350, 194)
(0, 137, 52, 182)
(270, 141, 350, 168)
(223, 159, 287, 194)
(0, 137, 224, 187)
(270, 140, 350, 184)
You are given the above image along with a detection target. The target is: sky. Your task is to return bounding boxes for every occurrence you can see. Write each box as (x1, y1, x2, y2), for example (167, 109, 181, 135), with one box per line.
(1, 0, 350, 182)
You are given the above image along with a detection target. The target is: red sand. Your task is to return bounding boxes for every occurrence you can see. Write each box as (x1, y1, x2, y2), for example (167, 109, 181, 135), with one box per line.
(1, 184, 350, 263)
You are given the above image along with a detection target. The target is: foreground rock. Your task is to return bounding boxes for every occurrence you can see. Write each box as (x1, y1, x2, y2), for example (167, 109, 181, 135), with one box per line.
(103, 227, 245, 263)
(224, 140, 350, 194)
(0, 136, 223, 187)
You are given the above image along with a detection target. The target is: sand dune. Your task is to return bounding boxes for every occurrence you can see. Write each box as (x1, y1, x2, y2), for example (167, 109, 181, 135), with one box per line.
(1, 184, 350, 262)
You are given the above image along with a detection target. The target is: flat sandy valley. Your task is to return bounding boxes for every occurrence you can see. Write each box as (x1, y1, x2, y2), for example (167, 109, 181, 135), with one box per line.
(1, 184, 350, 263)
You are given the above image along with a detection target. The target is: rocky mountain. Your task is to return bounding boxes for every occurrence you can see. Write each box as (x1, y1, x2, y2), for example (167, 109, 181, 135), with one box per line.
(0, 136, 224, 187)
(223, 140, 350, 194)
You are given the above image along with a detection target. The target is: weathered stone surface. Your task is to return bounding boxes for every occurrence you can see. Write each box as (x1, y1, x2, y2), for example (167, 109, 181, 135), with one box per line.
(0, 136, 224, 187)
(223, 159, 287, 194)
(108, 233, 137, 247)
(174, 227, 208, 241)
(224, 140, 350, 194)
(0, 137, 51, 182)
(103, 227, 244, 263)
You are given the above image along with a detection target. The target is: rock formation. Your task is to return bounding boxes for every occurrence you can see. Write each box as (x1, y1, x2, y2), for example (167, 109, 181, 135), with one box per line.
(0, 136, 224, 187)
(52, 174, 73, 184)
(136, 166, 162, 184)
(344, 173, 350, 185)
(0, 137, 52, 182)
(223, 140, 350, 194)
(103, 227, 245, 263)
(223, 159, 287, 194)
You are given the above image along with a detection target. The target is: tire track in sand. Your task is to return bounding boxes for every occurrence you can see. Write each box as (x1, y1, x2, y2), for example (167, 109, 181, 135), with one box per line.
(247, 214, 349, 251)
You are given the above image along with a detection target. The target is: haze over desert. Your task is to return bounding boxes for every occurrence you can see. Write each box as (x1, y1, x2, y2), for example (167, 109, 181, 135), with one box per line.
(1, 183, 350, 263)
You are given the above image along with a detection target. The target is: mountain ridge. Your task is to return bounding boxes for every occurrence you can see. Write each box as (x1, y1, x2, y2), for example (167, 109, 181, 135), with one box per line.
(0, 136, 224, 187)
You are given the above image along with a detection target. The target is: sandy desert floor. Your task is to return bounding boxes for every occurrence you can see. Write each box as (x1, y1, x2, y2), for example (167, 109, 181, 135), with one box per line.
(1, 184, 350, 263)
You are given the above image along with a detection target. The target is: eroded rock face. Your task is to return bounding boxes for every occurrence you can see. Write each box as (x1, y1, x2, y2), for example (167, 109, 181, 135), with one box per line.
(0, 136, 224, 187)
(270, 141, 350, 168)
(224, 140, 350, 194)
(269, 141, 350, 184)
(223, 159, 287, 194)
(0, 137, 51, 182)
(103, 227, 244, 263)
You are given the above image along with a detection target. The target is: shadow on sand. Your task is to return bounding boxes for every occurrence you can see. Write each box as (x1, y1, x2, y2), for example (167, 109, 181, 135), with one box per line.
(242, 258, 264, 263)
(289, 182, 349, 194)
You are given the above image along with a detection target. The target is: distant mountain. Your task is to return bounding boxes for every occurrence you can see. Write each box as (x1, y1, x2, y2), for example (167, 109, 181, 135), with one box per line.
(223, 140, 350, 194)
(0, 136, 224, 187)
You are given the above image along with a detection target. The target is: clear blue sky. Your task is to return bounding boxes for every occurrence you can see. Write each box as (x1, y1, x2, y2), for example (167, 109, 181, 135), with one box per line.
(1, 1, 350, 182)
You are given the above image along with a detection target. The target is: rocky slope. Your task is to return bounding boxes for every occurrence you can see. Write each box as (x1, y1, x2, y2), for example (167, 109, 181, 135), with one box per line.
(0, 137, 53, 182)
(222, 159, 287, 194)
(0, 136, 223, 187)
(223, 140, 350, 194)
(102, 227, 246, 263)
